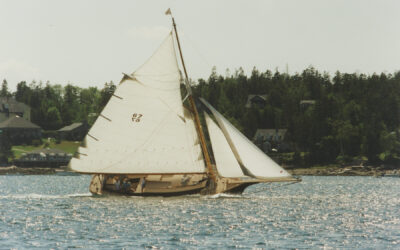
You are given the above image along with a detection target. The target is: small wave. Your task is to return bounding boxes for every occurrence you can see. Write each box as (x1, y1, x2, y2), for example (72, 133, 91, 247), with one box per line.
(206, 193, 244, 199)
(0, 194, 61, 199)
(0, 193, 92, 199)
(67, 193, 93, 198)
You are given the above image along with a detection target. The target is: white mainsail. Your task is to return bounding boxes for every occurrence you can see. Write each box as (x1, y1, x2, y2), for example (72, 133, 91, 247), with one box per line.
(70, 32, 205, 174)
(205, 113, 246, 178)
(200, 98, 291, 179)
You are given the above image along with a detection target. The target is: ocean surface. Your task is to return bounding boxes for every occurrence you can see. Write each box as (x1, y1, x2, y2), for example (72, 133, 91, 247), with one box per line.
(0, 174, 399, 249)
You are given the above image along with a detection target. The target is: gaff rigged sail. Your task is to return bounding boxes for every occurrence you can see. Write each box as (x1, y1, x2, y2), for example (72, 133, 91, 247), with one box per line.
(70, 33, 204, 174)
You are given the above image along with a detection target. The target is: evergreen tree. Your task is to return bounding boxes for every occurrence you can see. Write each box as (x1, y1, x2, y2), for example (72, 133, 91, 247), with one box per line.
(4, 67, 399, 167)
(98, 82, 116, 112)
(0, 131, 13, 164)
(0, 79, 11, 97)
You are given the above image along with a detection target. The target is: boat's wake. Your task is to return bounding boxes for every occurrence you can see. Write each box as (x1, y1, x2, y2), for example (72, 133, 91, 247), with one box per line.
(0, 193, 93, 199)
(67, 193, 93, 198)
(206, 193, 244, 199)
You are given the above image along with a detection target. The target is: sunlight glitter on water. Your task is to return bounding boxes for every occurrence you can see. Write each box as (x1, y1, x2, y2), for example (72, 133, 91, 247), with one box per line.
(0, 175, 399, 249)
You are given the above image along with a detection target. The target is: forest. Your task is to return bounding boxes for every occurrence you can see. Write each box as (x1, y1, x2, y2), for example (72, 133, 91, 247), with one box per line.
(1, 66, 400, 167)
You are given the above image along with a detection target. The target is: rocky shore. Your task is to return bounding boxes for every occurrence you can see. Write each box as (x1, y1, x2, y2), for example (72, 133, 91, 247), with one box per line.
(288, 165, 400, 177)
(0, 165, 399, 177)
(0, 165, 69, 175)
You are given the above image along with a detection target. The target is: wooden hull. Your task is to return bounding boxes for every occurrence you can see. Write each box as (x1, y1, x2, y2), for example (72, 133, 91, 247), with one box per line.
(90, 174, 209, 196)
(103, 184, 207, 197)
(89, 174, 300, 196)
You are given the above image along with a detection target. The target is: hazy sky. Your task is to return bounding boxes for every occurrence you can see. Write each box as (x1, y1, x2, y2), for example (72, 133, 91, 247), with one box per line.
(0, 0, 399, 91)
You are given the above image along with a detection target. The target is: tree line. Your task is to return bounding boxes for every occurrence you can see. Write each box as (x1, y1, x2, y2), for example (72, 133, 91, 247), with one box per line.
(0, 80, 116, 163)
(1, 66, 400, 167)
(1, 79, 116, 130)
(193, 67, 400, 167)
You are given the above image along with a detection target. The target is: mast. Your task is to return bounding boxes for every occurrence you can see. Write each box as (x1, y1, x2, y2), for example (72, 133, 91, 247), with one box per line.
(166, 9, 216, 182)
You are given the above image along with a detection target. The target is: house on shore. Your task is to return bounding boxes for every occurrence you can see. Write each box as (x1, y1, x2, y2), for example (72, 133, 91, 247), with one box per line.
(253, 128, 289, 153)
(0, 115, 41, 144)
(14, 148, 72, 168)
(245, 95, 267, 108)
(300, 100, 316, 110)
(0, 97, 31, 123)
(57, 122, 88, 141)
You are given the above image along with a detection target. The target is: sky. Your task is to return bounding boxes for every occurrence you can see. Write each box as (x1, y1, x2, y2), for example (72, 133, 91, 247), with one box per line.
(0, 0, 399, 91)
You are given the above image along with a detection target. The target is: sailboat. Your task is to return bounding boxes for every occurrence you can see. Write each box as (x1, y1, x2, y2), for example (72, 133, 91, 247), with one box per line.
(69, 10, 300, 196)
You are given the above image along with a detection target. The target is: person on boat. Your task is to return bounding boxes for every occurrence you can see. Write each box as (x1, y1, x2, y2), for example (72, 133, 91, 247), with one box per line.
(181, 175, 190, 186)
(114, 176, 121, 191)
(137, 177, 146, 193)
(121, 178, 131, 193)
(125, 178, 139, 193)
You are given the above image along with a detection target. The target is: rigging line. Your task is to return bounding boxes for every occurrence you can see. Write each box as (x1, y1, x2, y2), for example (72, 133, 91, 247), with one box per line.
(171, 15, 214, 180)
(178, 29, 212, 71)
(182, 92, 190, 103)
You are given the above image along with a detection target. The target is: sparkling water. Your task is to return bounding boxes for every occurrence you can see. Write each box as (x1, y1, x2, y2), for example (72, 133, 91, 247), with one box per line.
(0, 175, 399, 249)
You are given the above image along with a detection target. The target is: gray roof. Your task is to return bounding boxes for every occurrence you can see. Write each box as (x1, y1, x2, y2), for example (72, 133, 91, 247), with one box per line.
(253, 129, 287, 141)
(0, 97, 30, 113)
(30, 148, 67, 155)
(0, 115, 41, 129)
(58, 122, 83, 132)
(300, 100, 316, 105)
(245, 94, 268, 108)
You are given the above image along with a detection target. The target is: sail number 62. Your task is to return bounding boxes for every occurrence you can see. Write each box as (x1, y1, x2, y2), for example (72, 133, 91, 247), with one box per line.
(132, 113, 143, 122)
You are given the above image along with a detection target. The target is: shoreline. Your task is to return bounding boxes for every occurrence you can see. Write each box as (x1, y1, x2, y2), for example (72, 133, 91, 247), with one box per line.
(0, 165, 71, 175)
(0, 165, 399, 177)
(287, 165, 400, 177)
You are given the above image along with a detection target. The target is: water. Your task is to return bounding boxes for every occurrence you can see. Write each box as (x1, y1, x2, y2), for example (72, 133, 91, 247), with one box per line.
(0, 175, 399, 249)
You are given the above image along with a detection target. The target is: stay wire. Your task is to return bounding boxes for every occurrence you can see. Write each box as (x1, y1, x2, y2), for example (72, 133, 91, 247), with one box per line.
(178, 28, 213, 74)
